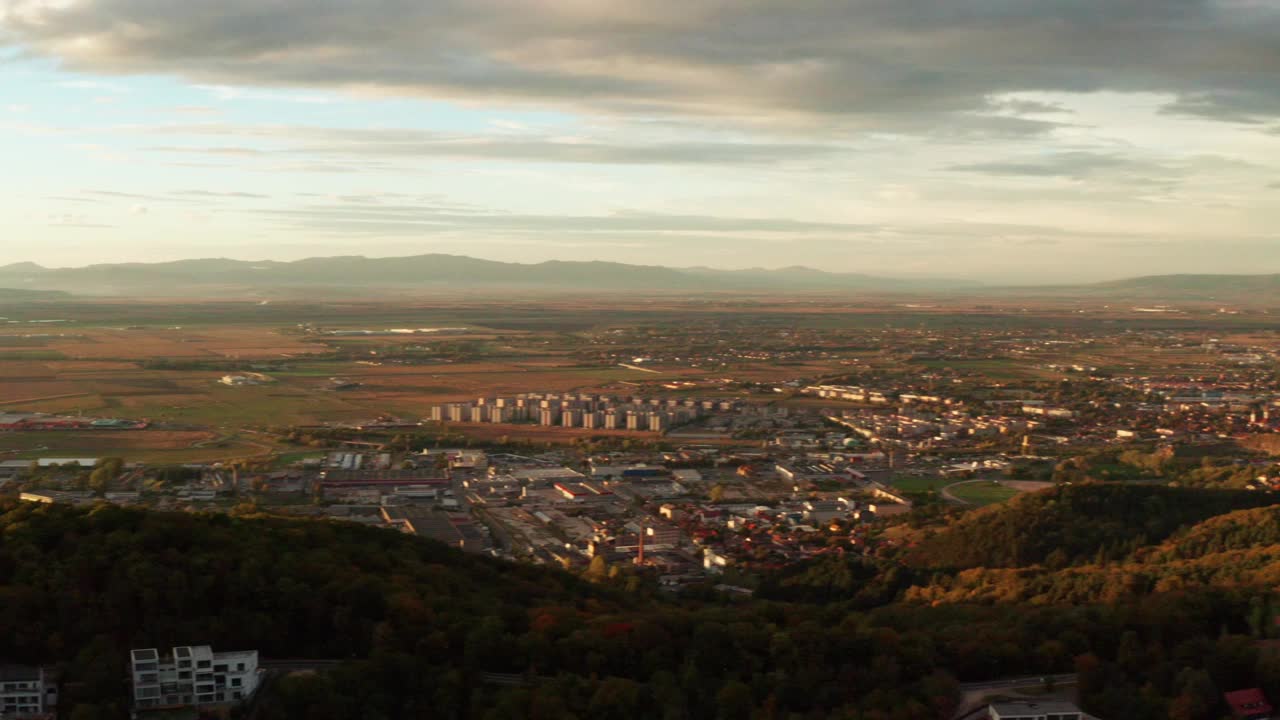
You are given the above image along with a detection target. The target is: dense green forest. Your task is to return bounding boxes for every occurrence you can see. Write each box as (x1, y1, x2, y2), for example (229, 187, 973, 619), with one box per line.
(904, 484, 1278, 569)
(4, 485, 1280, 719)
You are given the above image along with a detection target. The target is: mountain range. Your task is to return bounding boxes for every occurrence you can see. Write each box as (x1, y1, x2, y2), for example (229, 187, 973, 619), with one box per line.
(0, 254, 1275, 300)
(0, 254, 977, 296)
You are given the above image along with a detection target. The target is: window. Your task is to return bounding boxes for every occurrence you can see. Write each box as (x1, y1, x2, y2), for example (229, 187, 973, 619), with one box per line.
(237, 663, 246, 671)
(231, 678, 241, 687)
(196, 660, 211, 669)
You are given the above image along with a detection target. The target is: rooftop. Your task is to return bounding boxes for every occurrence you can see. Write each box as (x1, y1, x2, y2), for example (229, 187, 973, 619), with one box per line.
(0, 664, 40, 682)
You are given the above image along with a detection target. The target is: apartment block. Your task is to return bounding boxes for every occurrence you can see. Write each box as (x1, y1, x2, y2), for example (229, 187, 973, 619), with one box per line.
(130, 646, 259, 710)
(0, 664, 56, 719)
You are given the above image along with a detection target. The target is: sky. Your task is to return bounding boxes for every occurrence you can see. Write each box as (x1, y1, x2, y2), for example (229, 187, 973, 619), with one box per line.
(1, 0, 1278, 283)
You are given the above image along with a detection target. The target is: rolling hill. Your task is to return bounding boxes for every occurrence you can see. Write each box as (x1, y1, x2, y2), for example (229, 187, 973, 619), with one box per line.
(3, 255, 1279, 301)
(0, 254, 976, 296)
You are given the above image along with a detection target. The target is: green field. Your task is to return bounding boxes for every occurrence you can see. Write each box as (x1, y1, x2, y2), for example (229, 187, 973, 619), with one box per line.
(0, 430, 276, 464)
(910, 359, 1062, 382)
(947, 480, 1021, 506)
(889, 475, 946, 493)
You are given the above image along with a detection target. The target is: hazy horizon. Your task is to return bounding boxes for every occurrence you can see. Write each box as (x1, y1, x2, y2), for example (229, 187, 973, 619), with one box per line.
(3, 1, 1279, 283)
(2, 249, 1274, 287)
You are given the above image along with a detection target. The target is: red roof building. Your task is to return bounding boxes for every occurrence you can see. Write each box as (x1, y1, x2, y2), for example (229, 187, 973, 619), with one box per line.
(1225, 688, 1273, 720)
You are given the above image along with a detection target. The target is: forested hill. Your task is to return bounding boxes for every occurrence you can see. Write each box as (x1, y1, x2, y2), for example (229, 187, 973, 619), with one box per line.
(1147, 505, 1280, 562)
(903, 484, 1280, 569)
(8, 493, 1280, 719)
(0, 500, 981, 719)
(0, 500, 617, 718)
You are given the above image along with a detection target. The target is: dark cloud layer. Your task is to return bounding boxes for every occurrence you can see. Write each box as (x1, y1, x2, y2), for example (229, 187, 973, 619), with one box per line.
(4, 0, 1279, 126)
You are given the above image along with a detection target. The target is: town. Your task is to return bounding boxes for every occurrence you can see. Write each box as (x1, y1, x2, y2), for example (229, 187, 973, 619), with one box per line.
(5, 345, 1280, 591)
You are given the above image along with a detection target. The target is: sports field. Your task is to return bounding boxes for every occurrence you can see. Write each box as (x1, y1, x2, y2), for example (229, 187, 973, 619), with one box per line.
(945, 480, 1023, 507)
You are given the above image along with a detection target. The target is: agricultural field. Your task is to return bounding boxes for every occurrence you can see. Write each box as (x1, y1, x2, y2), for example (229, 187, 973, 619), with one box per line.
(0, 429, 273, 463)
(3, 296, 1276, 463)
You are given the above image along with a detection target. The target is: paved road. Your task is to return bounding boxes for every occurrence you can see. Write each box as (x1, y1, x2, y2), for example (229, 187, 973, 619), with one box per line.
(953, 673, 1084, 720)
(959, 673, 1077, 692)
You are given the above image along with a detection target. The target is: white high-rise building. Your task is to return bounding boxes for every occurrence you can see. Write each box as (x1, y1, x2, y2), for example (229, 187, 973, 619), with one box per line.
(0, 664, 56, 719)
(131, 646, 259, 710)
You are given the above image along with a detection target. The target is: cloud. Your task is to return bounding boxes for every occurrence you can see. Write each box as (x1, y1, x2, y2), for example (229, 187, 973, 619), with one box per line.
(56, 79, 128, 92)
(149, 145, 268, 156)
(5, 0, 1278, 128)
(248, 201, 1172, 254)
(77, 189, 251, 204)
(171, 189, 269, 199)
(948, 151, 1153, 179)
(168, 105, 219, 115)
(47, 194, 100, 203)
(83, 189, 153, 199)
(143, 126, 846, 166)
(946, 151, 1258, 189)
(47, 212, 112, 228)
(1161, 90, 1280, 124)
(989, 98, 1072, 116)
(255, 203, 882, 236)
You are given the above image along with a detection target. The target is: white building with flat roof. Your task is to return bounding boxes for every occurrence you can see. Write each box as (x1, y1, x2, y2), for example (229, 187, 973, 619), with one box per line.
(130, 645, 259, 711)
(0, 664, 56, 719)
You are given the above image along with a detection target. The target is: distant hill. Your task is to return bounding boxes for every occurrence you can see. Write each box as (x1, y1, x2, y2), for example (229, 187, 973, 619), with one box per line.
(976, 273, 1280, 302)
(0, 254, 977, 297)
(0, 287, 72, 301)
(5, 255, 1280, 300)
(1088, 273, 1280, 299)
